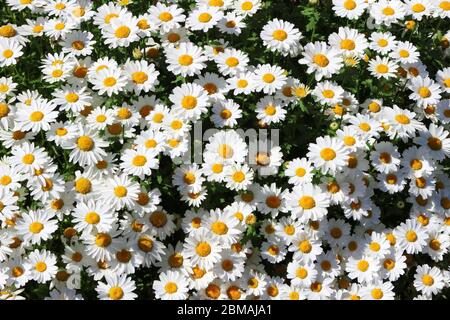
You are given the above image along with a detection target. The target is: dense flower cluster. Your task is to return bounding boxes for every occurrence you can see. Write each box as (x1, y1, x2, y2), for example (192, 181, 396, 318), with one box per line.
(0, 0, 449, 300)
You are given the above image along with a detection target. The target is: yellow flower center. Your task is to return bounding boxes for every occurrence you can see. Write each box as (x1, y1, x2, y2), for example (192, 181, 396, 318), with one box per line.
(262, 73, 275, 83)
(183, 172, 196, 185)
(178, 54, 193, 66)
(376, 64, 389, 74)
(418, 87, 431, 98)
(132, 71, 148, 84)
(369, 242, 380, 252)
(241, 1, 253, 11)
(264, 105, 276, 116)
(218, 144, 234, 159)
(0, 25, 16, 37)
(85, 212, 100, 224)
(114, 186, 127, 198)
(115, 26, 131, 38)
(159, 12, 173, 22)
(371, 288, 383, 300)
(55, 22, 65, 30)
(422, 275, 434, 286)
(322, 90, 335, 98)
(376, 152, 392, 165)
(95, 233, 112, 247)
(220, 109, 232, 119)
(77, 135, 94, 151)
(3, 49, 13, 58)
(313, 54, 329, 67)
(71, 40, 84, 50)
(66, 93, 79, 103)
(340, 39, 355, 50)
(382, 7, 395, 15)
(344, 0, 356, 10)
(35, 262, 47, 272)
(297, 240, 311, 253)
(299, 196, 315, 209)
(232, 171, 245, 183)
(132, 155, 147, 167)
(103, 77, 117, 87)
(75, 178, 91, 194)
(272, 29, 287, 41)
(52, 69, 63, 78)
(109, 287, 124, 300)
(195, 242, 211, 257)
(320, 148, 336, 161)
(22, 154, 35, 164)
(399, 49, 410, 58)
(181, 95, 197, 109)
(211, 163, 223, 173)
(357, 260, 369, 272)
(138, 236, 153, 252)
(406, 230, 417, 242)
(198, 13, 212, 23)
(237, 79, 248, 88)
(29, 111, 44, 122)
(412, 3, 425, 12)
(0, 175, 11, 186)
(395, 114, 410, 124)
(149, 211, 167, 227)
(29, 222, 44, 234)
(164, 282, 178, 294)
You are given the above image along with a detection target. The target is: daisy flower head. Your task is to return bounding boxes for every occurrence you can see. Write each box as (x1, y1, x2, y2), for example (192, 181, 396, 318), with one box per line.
(413, 265, 445, 297)
(211, 99, 242, 128)
(260, 19, 302, 57)
(255, 96, 287, 125)
(123, 59, 160, 95)
(169, 82, 210, 121)
(393, 219, 429, 254)
(102, 15, 139, 48)
(204, 130, 248, 164)
(369, 31, 398, 55)
(328, 27, 368, 57)
(234, 0, 261, 17)
(149, 2, 186, 33)
(332, 0, 369, 19)
(186, 6, 224, 32)
(71, 199, 117, 235)
(120, 146, 159, 179)
(307, 135, 350, 175)
(165, 42, 207, 77)
(96, 273, 137, 300)
(67, 125, 108, 167)
(370, 0, 407, 26)
(312, 81, 345, 106)
(390, 41, 420, 64)
(215, 48, 249, 76)
(0, 38, 23, 67)
(368, 56, 398, 79)
(24, 249, 58, 284)
(286, 183, 331, 222)
(252, 64, 287, 95)
(15, 98, 58, 133)
(183, 228, 222, 270)
(299, 41, 343, 81)
(408, 76, 442, 107)
(153, 270, 189, 300)
(99, 174, 140, 211)
(15, 209, 58, 245)
(90, 66, 127, 97)
(414, 123, 450, 161)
